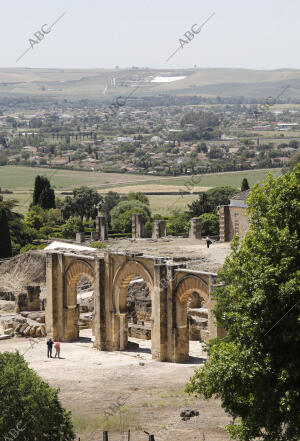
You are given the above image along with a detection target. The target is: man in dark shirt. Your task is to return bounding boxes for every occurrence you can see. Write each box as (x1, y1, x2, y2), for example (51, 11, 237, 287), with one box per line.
(46, 338, 54, 358)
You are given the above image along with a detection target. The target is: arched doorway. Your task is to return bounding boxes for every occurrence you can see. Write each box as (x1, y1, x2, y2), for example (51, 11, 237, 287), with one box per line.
(174, 275, 209, 362)
(64, 260, 95, 341)
(112, 261, 154, 352)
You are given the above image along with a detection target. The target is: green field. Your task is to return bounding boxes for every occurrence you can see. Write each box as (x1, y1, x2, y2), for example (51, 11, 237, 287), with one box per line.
(0, 166, 282, 215)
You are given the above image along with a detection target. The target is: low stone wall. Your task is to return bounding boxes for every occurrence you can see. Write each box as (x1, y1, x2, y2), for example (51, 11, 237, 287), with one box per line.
(128, 322, 151, 340)
(15, 286, 41, 313)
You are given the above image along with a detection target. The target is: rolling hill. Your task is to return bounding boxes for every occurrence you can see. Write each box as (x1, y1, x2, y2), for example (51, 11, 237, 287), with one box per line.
(0, 67, 298, 100)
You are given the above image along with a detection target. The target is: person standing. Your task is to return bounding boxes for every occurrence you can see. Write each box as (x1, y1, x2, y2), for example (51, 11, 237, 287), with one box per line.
(54, 341, 61, 359)
(46, 338, 53, 358)
(206, 236, 212, 248)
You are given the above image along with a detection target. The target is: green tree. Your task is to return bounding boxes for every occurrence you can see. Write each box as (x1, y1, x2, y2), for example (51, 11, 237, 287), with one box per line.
(127, 192, 150, 205)
(187, 186, 237, 218)
(0, 351, 75, 440)
(187, 193, 211, 218)
(206, 186, 237, 209)
(200, 213, 219, 236)
(61, 187, 102, 221)
(39, 187, 55, 210)
(241, 178, 250, 191)
(100, 191, 121, 227)
(61, 217, 84, 239)
(32, 176, 55, 209)
(110, 200, 151, 233)
(25, 210, 43, 230)
(167, 210, 189, 236)
(186, 166, 300, 441)
(0, 206, 12, 257)
(288, 140, 299, 149)
(286, 149, 300, 172)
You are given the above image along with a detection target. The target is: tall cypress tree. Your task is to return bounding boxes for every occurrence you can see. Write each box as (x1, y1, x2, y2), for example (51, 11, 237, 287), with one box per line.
(32, 176, 55, 209)
(39, 188, 56, 209)
(0, 207, 12, 258)
(241, 178, 250, 191)
(33, 176, 43, 205)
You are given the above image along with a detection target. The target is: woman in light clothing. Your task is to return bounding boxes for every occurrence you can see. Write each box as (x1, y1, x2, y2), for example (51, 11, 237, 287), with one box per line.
(54, 341, 61, 358)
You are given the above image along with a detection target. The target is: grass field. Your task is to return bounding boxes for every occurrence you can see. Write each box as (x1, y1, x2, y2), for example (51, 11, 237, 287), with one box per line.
(0, 166, 282, 215)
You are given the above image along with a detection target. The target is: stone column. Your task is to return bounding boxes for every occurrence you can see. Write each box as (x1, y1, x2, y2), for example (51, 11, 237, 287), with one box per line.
(118, 313, 128, 350)
(152, 220, 167, 239)
(93, 257, 107, 350)
(99, 216, 108, 241)
(151, 261, 168, 361)
(219, 205, 230, 242)
(189, 218, 202, 240)
(132, 214, 144, 239)
(168, 266, 190, 363)
(91, 231, 99, 241)
(76, 232, 85, 243)
(45, 253, 64, 340)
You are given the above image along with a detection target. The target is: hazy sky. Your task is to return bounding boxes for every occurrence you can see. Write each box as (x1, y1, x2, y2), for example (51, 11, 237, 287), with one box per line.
(1, 0, 299, 70)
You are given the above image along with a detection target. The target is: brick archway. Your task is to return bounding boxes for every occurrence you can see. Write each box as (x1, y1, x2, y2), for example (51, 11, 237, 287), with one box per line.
(113, 261, 153, 314)
(176, 275, 209, 306)
(65, 260, 95, 288)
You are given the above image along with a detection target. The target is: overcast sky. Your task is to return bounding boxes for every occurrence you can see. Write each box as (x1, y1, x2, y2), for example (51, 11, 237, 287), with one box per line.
(1, 0, 299, 70)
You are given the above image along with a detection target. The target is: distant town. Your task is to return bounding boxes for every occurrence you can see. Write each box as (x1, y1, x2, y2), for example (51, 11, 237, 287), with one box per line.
(0, 93, 299, 175)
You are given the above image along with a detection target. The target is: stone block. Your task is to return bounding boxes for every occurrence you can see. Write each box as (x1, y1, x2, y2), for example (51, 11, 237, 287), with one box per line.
(76, 232, 85, 243)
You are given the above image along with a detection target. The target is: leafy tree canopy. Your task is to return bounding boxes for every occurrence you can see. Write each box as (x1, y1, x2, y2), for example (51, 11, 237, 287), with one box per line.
(100, 191, 121, 226)
(186, 166, 300, 441)
(200, 213, 219, 236)
(166, 210, 189, 236)
(187, 186, 237, 218)
(61, 187, 102, 221)
(127, 192, 150, 205)
(61, 217, 84, 239)
(110, 200, 151, 233)
(0, 351, 75, 441)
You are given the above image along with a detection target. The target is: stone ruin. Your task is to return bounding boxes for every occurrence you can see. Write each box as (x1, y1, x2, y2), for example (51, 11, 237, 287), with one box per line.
(45, 249, 225, 362)
(77, 214, 204, 243)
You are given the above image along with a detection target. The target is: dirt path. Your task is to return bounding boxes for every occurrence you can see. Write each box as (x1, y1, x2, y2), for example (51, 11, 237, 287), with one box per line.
(1, 331, 230, 441)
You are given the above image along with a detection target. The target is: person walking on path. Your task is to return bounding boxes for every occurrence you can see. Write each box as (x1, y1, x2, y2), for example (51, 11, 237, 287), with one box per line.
(47, 338, 53, 358)
(206, 236, 213, 248)
(54, 341, 61, 358)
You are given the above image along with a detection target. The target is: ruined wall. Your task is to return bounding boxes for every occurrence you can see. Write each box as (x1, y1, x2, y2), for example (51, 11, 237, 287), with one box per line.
(219, 205, 249, 242)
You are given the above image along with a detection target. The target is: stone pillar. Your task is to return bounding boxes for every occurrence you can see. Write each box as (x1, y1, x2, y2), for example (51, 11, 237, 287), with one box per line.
(96, 216, 108, 241)
(100, 216, 108, 241)
(151, 262, 168, 361)
(118, 313, 128, 350)
(93, 257, 107, 350)
(45, 253, 64, 340)
(152, 220, 167, 239)
(189, 218, 202, 240)
(219, 205, 230, 242)
(76, 232, 85, 243)
(91, 231, 99, 241)
(132, 214, 144, 239)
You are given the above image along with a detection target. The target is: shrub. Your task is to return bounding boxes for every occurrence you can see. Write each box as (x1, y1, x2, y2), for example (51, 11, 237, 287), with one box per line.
(0, 351, 75, 440)
(90, 241, 107, 249)
(61, 217, 84, 239)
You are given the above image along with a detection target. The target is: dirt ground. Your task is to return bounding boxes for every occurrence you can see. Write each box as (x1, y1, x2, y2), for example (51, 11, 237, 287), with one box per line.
(0, 330, 230, 441)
